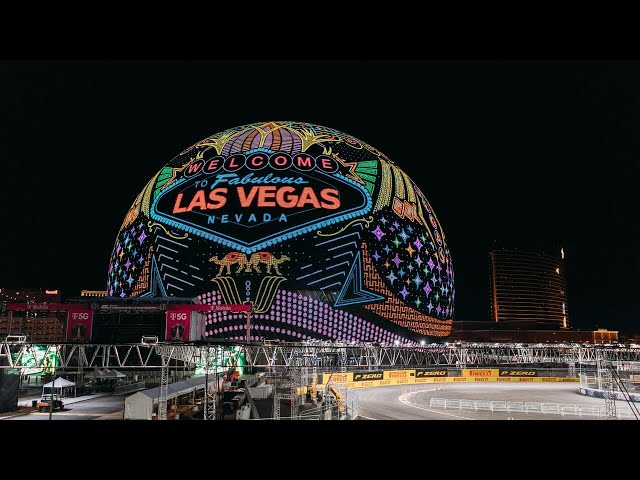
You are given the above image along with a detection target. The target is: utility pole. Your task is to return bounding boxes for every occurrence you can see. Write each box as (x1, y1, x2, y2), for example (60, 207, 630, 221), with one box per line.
(49, 360, 56, 421)
(204, 346, 209, 421)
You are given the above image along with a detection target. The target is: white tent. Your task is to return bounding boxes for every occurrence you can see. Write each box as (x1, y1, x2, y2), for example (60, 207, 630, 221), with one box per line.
(83, 369, 107, 380)
(42, 377, 76, 398)
(124, 376, 211, 420)
(103, 369, 126, 379)
(124, 391, 154, 420)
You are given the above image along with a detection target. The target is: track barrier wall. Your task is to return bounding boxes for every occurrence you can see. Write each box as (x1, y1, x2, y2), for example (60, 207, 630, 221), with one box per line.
(318, 368, 578, 390)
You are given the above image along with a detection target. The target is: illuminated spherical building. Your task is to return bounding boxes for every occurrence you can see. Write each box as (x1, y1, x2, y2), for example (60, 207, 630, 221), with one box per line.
(107, 122, 454, 344)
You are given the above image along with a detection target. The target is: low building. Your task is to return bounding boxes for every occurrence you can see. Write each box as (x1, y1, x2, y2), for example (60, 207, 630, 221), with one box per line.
(450, 321, 618, 344)
(80, 290, 108, 297)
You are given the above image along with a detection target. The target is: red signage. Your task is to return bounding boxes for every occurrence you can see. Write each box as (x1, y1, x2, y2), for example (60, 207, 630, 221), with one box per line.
(211, 304, 251, 312)
(66, 309, 93, 342)
(166, 304, 251, 312)
(8, 303, 88, 312)
(165, 309, 191, 341)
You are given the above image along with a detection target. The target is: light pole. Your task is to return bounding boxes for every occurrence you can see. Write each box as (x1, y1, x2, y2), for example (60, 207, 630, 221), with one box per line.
(49, 359, 57, 421)
(204, 346, 209, 421)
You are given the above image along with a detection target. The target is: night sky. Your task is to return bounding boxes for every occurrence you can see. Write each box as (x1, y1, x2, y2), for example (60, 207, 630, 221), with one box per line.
(1, 61, 638, 334)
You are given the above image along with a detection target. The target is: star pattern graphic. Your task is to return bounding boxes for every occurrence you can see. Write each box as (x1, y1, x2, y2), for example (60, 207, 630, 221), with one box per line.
(367, 208, 454, 320)
(107, 218, 152, 297)
(372, 226, 385, 241)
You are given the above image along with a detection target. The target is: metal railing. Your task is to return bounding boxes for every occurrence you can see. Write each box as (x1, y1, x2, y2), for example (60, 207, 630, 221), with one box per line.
(255, 415, 321, 420)
(428, 397, 638, 419)
(114, 381, 146, 395)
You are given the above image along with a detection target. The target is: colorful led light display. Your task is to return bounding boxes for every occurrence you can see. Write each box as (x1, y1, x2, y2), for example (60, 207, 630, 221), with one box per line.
(11, 345, 60, 376)
(108, 122, 454, 343)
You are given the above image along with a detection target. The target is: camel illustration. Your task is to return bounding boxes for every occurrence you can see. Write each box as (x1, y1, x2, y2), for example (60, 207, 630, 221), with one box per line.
(209, 251, 290, 276)
(243, 253, 261, 273)
(256, 252, 290, 275)
(209, 252, 247, 276)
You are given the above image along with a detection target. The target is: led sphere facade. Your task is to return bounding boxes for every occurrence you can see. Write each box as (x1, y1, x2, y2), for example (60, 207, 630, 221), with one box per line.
(107, 122, 454, 343)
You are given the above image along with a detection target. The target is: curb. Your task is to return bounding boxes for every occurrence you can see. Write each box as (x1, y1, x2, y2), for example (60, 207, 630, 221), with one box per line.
(0, 407, 36, 420)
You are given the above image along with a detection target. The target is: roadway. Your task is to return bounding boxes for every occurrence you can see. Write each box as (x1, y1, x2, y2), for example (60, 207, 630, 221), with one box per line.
(6, 395, 125, 420)
(356, 383, 619, 420)
(1, 383, 627, 421)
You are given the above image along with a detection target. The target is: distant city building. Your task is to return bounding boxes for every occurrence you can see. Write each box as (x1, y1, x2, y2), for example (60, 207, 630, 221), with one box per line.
(592, 328, 619, 344)
(450, 321, 617, 344)
(0, 288, 61, 314)
(80, 290, 108, 297)
(489, 248, 568, 329)
(0, 288, 64, 342)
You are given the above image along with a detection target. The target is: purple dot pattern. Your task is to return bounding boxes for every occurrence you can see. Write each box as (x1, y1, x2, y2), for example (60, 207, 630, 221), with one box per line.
(197, 289, 417, 345)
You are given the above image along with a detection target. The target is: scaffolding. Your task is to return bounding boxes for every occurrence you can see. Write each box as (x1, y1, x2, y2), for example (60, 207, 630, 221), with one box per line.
(158, 355, 169, 420)
(2, 341, 640, 372)
(590, 348, 640, 420)
(596, 350, 617, 419)
(203, 346, 216, 421)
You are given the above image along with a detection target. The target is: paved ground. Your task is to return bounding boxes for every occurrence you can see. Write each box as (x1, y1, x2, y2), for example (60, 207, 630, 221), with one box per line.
(2, 383, 630, 421)
(16, 392, 112, 408)
(356, 383, 627, 420)
(3, 395, 125, 421)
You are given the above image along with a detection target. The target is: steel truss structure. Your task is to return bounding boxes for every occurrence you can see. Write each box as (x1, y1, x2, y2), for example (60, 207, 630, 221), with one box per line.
(2, 341, 640, 371)
(596, 351, 617, 419)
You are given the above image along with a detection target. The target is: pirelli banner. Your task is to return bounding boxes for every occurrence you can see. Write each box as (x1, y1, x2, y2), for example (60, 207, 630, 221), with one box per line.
(462, 369, 499, 378)
(349, 370, 407, 388)
(322, 373, 353, 384)
(378, 369, 411, 385)
(415, 369, 449, 378)
(320, 369, 579, 389)
(353, 371, 384, 382)
(499, 369, 537, 377)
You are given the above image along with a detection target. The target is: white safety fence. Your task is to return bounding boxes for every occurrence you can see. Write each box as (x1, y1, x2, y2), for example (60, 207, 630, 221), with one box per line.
(428, 397, 637, 419)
